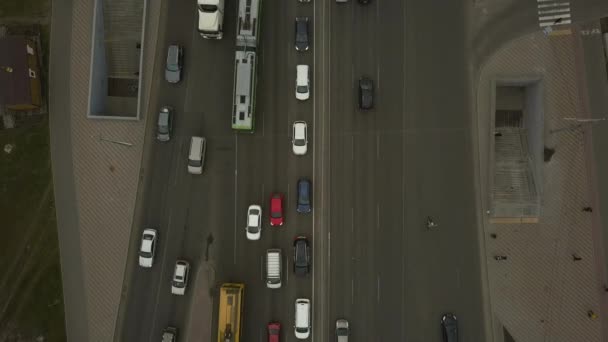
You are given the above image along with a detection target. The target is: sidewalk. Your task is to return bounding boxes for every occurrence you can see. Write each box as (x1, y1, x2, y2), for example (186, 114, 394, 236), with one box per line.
(475, 29, 605, 341)
(48, 0, 163, 340)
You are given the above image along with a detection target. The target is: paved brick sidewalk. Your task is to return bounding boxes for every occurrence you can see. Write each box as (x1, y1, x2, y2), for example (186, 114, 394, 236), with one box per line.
(49, 0, 163, 340)
(475, 31, 604, 341)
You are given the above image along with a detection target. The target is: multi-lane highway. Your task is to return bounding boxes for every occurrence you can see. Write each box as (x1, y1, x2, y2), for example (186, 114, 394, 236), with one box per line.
(324, 0, 486, 341)
(120, 0, 315, 341)
(119, 0, 498, 340)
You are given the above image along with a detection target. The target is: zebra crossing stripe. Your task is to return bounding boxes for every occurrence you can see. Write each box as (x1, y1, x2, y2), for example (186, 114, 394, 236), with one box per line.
(536, 0, 571, 28)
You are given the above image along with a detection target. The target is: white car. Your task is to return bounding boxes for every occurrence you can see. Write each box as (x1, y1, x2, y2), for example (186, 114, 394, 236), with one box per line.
(245, 205, 262, 240)
(295, 65, 310, 100)
(292, 121, 308, 155)
(171, 260, 190, 295)
(294, 298, 311, 339)
(138, 228, 157, 268)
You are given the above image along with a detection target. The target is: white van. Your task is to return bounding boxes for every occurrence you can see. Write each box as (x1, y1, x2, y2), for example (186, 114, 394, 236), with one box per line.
(266, 249, 282, 289)
(295, 65, 310, 100)
(294, 298, 311, 339)
(188, 136, 206, 174)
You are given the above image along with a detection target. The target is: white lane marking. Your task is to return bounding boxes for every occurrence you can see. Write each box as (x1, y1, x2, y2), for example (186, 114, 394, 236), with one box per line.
(351, 135, 355, 161)
(234, 135, 238, 265)
(260, 254, 264, 281)
(377, 275, 381, 303)
(328, 231, 331, 260)
(351, 207, 354, 234)
(351, 278, 354, 305)
(538, 7, 570, 14)
(536, 0, 571, 28)
(287, 182, 291, 211)
(262, 110, 265, 137)
(539, 19, 571, 27)
(173, 140, 184, 186)
(351, 64, 355, 89)
(285, 254, 289, 285)
(376, 135, 380, 160)
(377, 64, 380, 90)
(261, 183, 265, 205)
(539, 13, 571, 21)
(377, 203, 380, 231)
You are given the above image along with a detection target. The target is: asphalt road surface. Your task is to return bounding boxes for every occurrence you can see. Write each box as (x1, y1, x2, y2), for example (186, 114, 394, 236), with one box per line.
(324, 0, 486, 341)
(120, 0, 315, 341)
(120, 0, 608, 341)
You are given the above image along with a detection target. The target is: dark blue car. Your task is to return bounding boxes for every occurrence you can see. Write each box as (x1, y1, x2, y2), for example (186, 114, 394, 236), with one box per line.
(297, 179, 312, 213)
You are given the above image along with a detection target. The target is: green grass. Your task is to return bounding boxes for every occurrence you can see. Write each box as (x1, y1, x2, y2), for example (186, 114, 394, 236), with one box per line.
(0, 0, 50, 18)
(0, 117, 66, 341)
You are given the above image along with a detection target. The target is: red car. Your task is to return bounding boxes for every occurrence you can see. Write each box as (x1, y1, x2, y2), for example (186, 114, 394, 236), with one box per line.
(270, 193, 284, 226)
(268, 322, 281, 342)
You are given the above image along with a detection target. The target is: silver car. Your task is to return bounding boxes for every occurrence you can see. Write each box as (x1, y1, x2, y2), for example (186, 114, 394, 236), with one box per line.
(336, 319, 349, 342)
(157, 106, 173, 142)
(165, 44, 183, 83)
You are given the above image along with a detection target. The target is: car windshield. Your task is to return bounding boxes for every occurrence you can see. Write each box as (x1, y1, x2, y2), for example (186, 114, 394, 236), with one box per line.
(139, 250, 152, 258)
(198, 4, 218, 12)
(294, 138, 305, 146)
(189, 159, 202, 167)
(166, 62, 179, 72)
(296, 327, 308, 333)
(271, 210, 281, 218)
(172, 280, 184, 288)
(297, 86, 308, 93)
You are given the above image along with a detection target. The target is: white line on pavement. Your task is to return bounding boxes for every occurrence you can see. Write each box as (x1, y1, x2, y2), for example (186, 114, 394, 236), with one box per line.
(377, 275, 381, 303)
(233, 135, 238, 265)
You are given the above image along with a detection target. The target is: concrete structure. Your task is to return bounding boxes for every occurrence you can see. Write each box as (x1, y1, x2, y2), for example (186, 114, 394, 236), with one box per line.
(476, 29, 604, 342)
(0, 36, 42, 111)
(88, 0, 146, 119)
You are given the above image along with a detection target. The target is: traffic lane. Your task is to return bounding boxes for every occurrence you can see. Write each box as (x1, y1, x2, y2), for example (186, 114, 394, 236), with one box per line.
(327, 132, 356, 342)
(349, 132, 380, 342)
(374, 133, 407, 342)
(120, 0, 197, 337)
(403, 0, 484, 337)
(149, 130, 234, 339)
(402, 129, 484, 341)
(375, 0, 405, 132)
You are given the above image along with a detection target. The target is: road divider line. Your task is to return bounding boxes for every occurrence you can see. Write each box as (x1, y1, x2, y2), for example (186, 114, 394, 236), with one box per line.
(351, 278, 354, 305)
(351, 207, 354, 234)
(376, 135, 380, 160)
(377, 204, 380, 231)
(233, 135, 238, 265)
(260, 255, 263, 281)
(377, 276, 381, 303)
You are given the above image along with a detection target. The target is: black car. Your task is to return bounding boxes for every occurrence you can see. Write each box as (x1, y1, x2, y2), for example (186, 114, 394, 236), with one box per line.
(358, 77, 374, 110)
(293, 236, 310, 275)
(441, 313, 458, 342)
(297, 179, 312, 213)
(295, 17, 309, 51)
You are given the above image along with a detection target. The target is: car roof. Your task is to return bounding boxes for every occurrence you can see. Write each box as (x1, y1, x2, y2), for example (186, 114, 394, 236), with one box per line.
(175, 261, 188, 274)
(141, 239, 153, 252)
(167, 45, 180, 62)
(294, 122, 306, 137)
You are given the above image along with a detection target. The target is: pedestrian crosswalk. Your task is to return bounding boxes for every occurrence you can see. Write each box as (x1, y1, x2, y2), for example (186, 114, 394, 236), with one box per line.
(537, 0, 571, 28)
